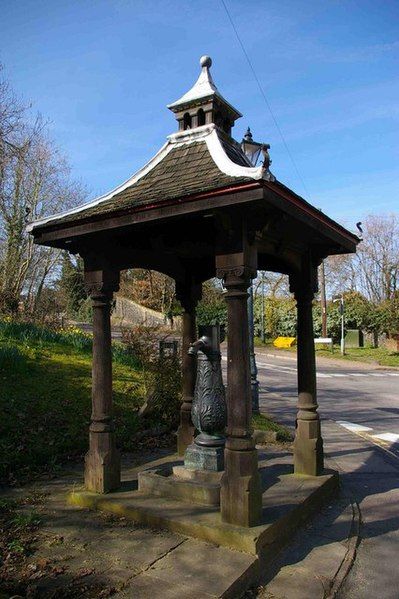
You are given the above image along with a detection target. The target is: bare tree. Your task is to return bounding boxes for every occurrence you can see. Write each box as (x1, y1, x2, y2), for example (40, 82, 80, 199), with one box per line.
(254, 271, 289, 299)
(354, 214, 399, 303)
(0, 65, 86, 313)
(119, 269, 176, 315)
(323, 254, 356, 298)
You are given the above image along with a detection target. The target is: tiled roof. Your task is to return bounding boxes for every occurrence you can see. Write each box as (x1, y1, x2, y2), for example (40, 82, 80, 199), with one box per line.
(39, 137, 253, 227)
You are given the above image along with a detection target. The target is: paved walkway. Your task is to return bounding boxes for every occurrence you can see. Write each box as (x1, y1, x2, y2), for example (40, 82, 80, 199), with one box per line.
(253, 421, 399, 599)
(0, 453, 255, 598)
(1, 446, 360, 599)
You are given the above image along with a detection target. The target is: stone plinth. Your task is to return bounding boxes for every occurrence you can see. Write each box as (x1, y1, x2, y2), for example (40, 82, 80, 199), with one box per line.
(184, 442, 224, 472)
(69, 450, 339, 556)
(138, 463, 223, 506)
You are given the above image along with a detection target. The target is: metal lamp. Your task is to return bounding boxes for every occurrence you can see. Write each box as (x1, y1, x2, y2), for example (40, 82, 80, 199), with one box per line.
(241, 127, 270, 167)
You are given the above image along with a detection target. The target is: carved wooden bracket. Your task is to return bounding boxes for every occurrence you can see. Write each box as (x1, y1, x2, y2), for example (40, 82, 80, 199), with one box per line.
(216, 265, 256, 289)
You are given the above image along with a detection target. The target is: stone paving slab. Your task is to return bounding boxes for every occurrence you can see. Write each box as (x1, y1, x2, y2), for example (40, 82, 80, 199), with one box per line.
(254, 492, 358, 599)
(145, 539, 259, 598)
(112, 572, 216, 598)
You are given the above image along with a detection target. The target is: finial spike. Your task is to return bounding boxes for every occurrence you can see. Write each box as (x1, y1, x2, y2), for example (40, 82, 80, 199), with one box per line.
(200, 55, 212, 68)
(244, 127, 253, 141)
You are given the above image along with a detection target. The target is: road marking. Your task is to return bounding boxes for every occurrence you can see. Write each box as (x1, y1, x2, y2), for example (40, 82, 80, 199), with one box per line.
(336, 421, 373, 432)
(335, 421, 399, 460)
(260, 362, 296, 371)
(372, 432, 399, 443)
(226, 356, 399, 379)
(369, 373, 386, 377)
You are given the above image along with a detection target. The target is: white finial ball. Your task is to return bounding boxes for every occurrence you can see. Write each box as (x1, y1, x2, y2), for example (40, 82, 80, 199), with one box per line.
(200, 55, 212, 68)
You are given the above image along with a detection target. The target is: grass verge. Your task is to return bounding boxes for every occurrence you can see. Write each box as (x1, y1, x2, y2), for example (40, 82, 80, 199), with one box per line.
(254, 337, 399, 368)
(252, 413, 292, 442)
(0, 322, 145, 483)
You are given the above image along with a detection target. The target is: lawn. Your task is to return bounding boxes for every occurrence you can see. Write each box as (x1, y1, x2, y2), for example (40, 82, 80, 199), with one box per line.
(0, 321, 145, 483)
(252, 413, 292, 442)
(314, 345, 399, 367)
(0, 320, 294, 484)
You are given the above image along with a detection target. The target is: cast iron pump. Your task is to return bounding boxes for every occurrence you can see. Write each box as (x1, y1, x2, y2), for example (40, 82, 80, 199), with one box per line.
(188, 325, 227, 449)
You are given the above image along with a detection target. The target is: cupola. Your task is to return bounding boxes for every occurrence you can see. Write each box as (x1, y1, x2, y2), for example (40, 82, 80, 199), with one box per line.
(167, 56, 242, 136)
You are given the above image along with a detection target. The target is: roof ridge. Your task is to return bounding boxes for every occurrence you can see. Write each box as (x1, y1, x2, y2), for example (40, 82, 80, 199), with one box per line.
(205, 129, 275, 182)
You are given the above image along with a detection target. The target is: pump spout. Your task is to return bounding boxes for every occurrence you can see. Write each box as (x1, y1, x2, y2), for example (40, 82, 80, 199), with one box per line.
(188, 336, 210, 356)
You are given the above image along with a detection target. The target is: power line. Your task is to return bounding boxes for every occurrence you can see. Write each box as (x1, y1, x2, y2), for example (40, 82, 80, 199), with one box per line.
(220, 0, 310, 199)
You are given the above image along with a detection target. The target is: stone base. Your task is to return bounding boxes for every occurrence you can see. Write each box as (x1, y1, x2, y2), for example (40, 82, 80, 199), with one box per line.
(294, 421, 324, 476)
(221, 448, 262, 527)
(184, 442, 224, 471)
(70, 451, 339, 556)
(173, 465, 223, 485)
(138, 463, 223, 506)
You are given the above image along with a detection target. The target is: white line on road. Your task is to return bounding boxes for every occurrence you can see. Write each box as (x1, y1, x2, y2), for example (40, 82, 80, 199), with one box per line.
(336, 421, 373, 432)
(224, 356, 398, 379)
(372, 433, 399, 443)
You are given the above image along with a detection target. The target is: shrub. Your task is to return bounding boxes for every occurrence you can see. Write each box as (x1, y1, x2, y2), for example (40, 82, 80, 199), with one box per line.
(196, 281, 227, 327)
(122, 324, 182, 429)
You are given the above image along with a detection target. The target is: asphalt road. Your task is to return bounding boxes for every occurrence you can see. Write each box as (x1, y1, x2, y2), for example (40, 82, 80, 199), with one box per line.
(254, 352, 399, 458)
(253, 351, 399, 599)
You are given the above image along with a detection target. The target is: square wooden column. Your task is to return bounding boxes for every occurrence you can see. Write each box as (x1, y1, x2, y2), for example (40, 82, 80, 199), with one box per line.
(216, 258, 262, 527)
(290, 260, 324, 476)
(175, 280, 202, 455)
(84, 268, 121, 493)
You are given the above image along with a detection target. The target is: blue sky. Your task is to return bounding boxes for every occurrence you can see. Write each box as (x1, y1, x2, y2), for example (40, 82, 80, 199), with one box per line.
(1, 0, 398, 229)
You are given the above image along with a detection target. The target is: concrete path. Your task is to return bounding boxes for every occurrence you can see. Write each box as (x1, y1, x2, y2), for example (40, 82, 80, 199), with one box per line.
(1, 447, 358, 599)
(0, 454, 256, 599)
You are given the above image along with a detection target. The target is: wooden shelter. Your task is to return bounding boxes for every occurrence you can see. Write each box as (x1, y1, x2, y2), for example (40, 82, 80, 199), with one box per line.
(28, 56, 358, 527)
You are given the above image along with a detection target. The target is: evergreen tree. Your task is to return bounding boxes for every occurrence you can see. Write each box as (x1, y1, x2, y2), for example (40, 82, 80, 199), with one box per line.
(58, 252, 87, 316)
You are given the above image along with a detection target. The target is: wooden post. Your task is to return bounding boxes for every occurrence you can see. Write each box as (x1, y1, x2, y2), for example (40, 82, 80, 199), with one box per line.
(84, 268, 121, 493)
(216, 261, 262, 527)
(175, 280, 201, 456)
(290, 260, 324, 476)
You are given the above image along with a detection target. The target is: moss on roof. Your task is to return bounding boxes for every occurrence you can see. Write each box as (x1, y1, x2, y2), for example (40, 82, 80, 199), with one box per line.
(45, 139, 253, 228)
